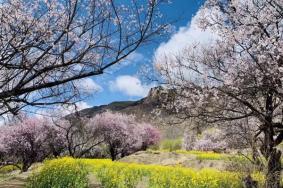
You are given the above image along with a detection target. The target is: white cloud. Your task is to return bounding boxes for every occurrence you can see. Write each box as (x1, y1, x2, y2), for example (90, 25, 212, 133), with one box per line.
(74, 78, 102, 94)
(110, 75, 154, 97)
(154, 10, 217, 62)
(118, 52, 145, 67)
(126, 52, 145, 63)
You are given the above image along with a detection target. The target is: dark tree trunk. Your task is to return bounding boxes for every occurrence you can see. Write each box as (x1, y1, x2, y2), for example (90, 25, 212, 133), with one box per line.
(266, 149, 281, 188)
(109, 147, 116, 161)
(260, 130, 282, 188)
(251, 144, 263, 170)
(261, 90, 282, 188)
(22, 161, 31, 172)
(243, 175, 258, 188)
(141, 145, 148, 151)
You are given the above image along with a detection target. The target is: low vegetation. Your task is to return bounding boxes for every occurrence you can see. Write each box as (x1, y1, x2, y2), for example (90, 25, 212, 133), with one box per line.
(26, 157, 265, 188)
(26, 158, 88, 188)
(159, 138, 182, 151)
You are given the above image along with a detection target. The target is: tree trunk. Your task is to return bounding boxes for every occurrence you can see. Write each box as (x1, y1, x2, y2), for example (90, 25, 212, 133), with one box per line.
(22, 161, 31, 172)
(261, 90, 281, 188)
(243, 175, 258, 188)
(109, 147, 116, 161)
(266, 149, 281, 188)
(251, 144, 263, 170)
(260, 129, 282, 188)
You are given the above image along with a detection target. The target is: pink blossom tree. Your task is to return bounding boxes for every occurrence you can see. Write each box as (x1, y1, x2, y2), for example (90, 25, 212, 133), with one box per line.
(156, 0, 283, 186)
(139, 123, 161, 150)
(90, 111, 160, 160)
(0, 117, 66, 172)
(193, 129, 227, 152)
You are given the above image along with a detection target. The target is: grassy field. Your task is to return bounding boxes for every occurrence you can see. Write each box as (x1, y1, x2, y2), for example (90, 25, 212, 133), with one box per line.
(120, 150, 249, 170)
(0, 150, 261, 188)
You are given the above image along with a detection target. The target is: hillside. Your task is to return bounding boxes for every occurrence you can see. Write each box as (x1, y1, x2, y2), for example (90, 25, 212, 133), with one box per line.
(73, 86, 188, 139)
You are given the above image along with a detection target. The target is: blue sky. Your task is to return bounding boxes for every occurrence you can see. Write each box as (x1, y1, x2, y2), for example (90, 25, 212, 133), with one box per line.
(83, 0, 206, 107)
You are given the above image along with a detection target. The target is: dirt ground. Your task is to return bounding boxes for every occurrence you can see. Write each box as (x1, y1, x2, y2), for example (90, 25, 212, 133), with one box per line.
(120, 150, 228, 170)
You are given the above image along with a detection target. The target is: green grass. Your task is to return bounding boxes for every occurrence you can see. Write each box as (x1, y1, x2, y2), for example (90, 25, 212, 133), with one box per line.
(159, 138, 183, 151)
(0, 165, 21, 174)
(148, 149, 249, 162)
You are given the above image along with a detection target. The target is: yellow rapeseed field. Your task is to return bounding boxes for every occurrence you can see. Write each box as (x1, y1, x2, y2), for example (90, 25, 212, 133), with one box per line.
(80, 158, 264, 188)
(27, 157, 266, 188)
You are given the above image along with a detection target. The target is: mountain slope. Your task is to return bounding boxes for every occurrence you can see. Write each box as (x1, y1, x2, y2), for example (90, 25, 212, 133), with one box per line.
(76, 87, 187, 139)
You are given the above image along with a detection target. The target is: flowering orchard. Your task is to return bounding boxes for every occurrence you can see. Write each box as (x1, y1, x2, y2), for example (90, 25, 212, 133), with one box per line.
(0, 112, 160, 171)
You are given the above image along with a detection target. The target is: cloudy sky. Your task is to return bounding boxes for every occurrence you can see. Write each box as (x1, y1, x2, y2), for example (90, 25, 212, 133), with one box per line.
(81, 0, 207, 108)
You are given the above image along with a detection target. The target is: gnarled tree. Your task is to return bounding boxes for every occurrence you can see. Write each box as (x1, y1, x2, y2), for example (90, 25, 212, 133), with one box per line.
(156, 0, 283, 187)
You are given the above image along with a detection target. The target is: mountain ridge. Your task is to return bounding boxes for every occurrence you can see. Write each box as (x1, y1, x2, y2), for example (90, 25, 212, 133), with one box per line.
(75, 86, 187, 139)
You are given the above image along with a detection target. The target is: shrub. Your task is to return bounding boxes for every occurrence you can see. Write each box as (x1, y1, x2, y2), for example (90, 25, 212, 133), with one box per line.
(161, 138, 182, 151)
(26, 157, 88, 188)
(0, 165, 21, 174)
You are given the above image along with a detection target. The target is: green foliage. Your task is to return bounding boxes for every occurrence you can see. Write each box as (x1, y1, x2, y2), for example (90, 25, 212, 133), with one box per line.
(160, 139, 182, 151)
(26, 157, 88, 188)
(0, 165, 21, 174)
(148, 143, 160, 150)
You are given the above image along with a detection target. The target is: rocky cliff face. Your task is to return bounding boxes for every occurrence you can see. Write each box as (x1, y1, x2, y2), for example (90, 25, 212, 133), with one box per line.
(76, 86, 188, 139)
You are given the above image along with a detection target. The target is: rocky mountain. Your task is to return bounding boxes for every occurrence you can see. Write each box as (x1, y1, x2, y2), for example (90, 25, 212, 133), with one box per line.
(75, 86, 188, 139)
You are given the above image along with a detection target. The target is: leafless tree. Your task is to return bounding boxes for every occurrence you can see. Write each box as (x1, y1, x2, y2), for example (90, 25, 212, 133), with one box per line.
(54, 118, 104, 158)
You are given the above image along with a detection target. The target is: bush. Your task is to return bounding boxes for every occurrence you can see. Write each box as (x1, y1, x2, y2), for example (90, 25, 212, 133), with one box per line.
(161, 139, 182, 151)
(26, 157, 88, 188)
(0, 165, 21, 174)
